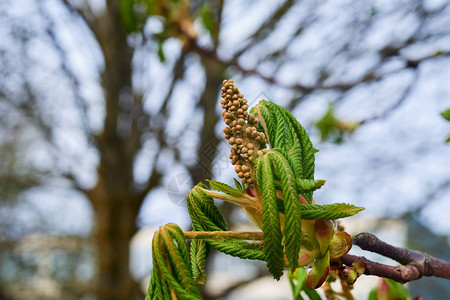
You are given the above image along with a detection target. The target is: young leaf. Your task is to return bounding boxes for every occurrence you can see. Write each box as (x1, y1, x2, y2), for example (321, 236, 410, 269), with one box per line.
(297, 179, 326, 192)
(274, 179, 325, 194)
(306, 250, 330, 289)
(149, 224, 202, 299)
(187, 183, 228, 232)
(269, 149, 302, 272)
(289, 268, 322, 300)
(314, 220, 334, 255)
(190, 239, 208, 285)
(200, 3, 216, 37)
(207, 239, 265, 261)
(302, 287, 322, 300)
(234, 178, 246, 193)
(254, 100, 318, 201)
(298, 246, 320, 267)
(383, 278, 411, 299)
(300, 203, 364, 220)
(252, 102, 277, 148)
(206, 179, 242, 197)
(441, 108, 450, 121)
(329, 231, 352, 259)
(256, 154, 284, 280)
(284, 104, 318, 180)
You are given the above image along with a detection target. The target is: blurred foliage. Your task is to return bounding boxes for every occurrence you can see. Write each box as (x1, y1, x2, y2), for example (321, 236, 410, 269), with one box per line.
(314, 105, 360, 144)
(0, 143, 42, 203)
(441, 109, 450, 143)
(441, 109, 450, 121)
(118, 0, 144, 32)
(368, 278, 410, 300)
(121, 0, 221, 61)
(288, 268, 321, 300)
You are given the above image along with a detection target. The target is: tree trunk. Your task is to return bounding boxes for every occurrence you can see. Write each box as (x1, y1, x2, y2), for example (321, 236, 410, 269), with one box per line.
(87, 1, 140, 299)
(89, 177, 140, 300)
(188, 55, 226, 182)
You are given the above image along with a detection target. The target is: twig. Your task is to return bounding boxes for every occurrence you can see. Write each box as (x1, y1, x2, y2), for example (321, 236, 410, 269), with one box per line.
(339, 277, 355, 300)
(341, 232, 450, 283)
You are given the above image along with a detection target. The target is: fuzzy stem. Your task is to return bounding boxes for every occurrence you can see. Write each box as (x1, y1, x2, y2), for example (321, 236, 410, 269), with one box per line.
(339, 277, 356, 300)
(183, 231, 264, 240)
(199, 187, 259, 208)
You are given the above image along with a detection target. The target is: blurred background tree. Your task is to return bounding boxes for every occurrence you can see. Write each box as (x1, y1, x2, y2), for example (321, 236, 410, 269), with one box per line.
(0, 0, 449, 299)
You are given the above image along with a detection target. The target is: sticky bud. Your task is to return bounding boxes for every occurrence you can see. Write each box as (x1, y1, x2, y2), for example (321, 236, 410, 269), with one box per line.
(340, 266, 358, 285)
(351, 260, 366, 277)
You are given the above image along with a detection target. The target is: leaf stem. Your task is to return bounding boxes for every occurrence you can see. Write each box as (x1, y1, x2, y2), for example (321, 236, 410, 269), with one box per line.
(339, 277, 356, 300)
(199, 187, 259, 208)
(183, 230, 264, 240)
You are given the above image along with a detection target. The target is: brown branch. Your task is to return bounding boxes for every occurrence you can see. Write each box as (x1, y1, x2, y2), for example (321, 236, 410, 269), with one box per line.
(60, 0, 98, 35)
(183, 229, 450, 285)
(231, 0, 295, 60)
(38, 2, 93, 142)
(341, 232, 450, 284)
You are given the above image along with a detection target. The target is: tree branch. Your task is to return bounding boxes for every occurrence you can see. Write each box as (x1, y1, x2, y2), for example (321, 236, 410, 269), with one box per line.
(183, 230, 450, 284)
(341, 232, 450, 284)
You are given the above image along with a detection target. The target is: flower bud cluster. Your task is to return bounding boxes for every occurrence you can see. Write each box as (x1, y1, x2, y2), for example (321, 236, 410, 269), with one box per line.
(221, 79, 268, 185)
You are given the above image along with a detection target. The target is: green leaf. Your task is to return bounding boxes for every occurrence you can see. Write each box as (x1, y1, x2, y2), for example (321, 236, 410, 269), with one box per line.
(289, 268, 307, 300)
(274, 179, 325, 194)
(306, 250, 330, 289)
(157, 40, 166, 63)
(187, 184, 264, 262)
(118, 0, 140, 32)
(200, 4, 216, 37)
(207, 179, 242, 197)
(297, 179, 326, 192)
(384, 278, 410, 299)
(368, 288, 378, 300)
(329, 231, 352, 259)
(148, 224, 202, 299)
(369, 278, 411, 300)
(234, 178, 246, 193)
(289, 268, 323, 300)
(298, 246, 320, 267)
(187, 183, 228, 232)
(314, 220, 334, 255)
(287, 143, 304, 179)
(268, 149, 302, 272)
(314, 105, 338, 142)
(303, 287, 322, 300)
(300, 203, 364, 220)
(189, 239, 208, 285)
(207, 239, 265, 261)
(252, 102, 277, 148)
(441, 109, 450, 121)
(252, 101, 308, 181)
(314, 104, 359, 144)
(284, 106, 317, 180)
(256, 155, 284, 280)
